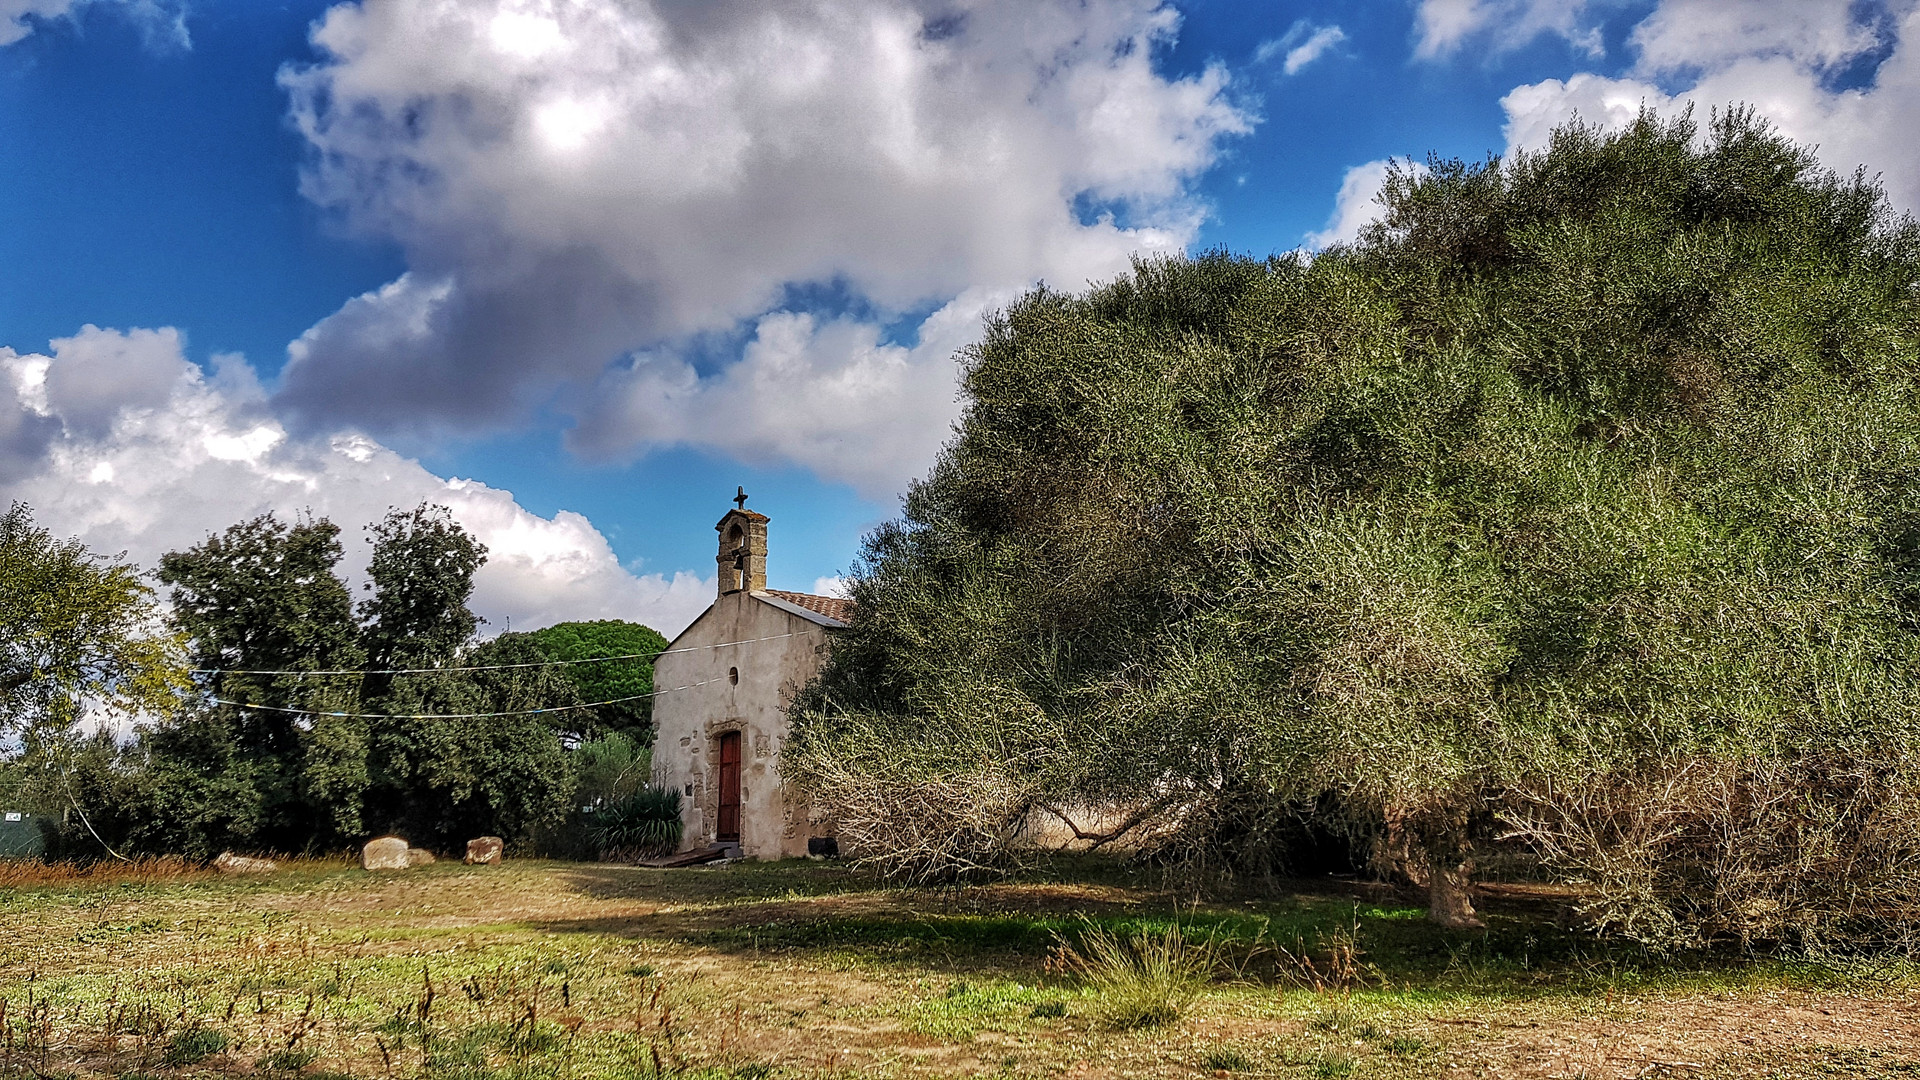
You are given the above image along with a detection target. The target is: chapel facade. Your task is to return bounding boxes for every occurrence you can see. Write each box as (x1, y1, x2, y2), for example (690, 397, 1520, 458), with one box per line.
(649, 499, 847, 859)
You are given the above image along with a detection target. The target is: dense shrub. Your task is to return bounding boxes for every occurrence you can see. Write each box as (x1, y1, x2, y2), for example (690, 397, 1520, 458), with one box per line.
(589, 787, 683, 861)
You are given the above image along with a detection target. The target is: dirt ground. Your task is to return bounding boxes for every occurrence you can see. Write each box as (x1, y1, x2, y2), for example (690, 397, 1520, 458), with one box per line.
(3, 858, 1917, 1078)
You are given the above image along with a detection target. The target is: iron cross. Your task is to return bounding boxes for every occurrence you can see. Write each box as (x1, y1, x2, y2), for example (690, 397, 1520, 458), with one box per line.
(734, 486, 749, 510)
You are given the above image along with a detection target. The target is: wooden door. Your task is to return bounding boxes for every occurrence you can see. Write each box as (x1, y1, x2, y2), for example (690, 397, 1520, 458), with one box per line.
(716, 731, 742, 842)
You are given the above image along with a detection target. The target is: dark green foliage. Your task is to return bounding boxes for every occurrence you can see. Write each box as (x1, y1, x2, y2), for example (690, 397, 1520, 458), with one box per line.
(354, 631, 577, 849)
(523, 620, 668, 737)
(358, 503, 487, 673)
(588, 786, 683, 859)
(158, 514, 363, 712)
(539, 730, 652, 859)
(149, 514, 364, 852)
(787, 110, 1920, 946)
(125, 503, 575, 855)
(573, 730, 650, 806)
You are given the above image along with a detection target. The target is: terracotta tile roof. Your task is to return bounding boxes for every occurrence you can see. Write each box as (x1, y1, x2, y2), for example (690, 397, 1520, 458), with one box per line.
(763, 589, 854, 625)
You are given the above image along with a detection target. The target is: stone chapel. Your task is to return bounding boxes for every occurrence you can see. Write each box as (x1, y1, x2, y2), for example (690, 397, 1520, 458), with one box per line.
(650, 497, 848, 859)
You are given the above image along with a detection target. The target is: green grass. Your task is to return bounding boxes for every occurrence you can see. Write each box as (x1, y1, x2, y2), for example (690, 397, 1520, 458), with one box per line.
(1201, 1044, 1254, 1072)
(902, 979, 1063, 1038)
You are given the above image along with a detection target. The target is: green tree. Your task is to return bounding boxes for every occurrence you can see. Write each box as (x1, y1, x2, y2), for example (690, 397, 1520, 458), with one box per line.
(135, 503, 575, 855)
(524, 620, 668, 737)
(360, 632, 578, 849)
(0, 503, 187, 857)
(358, 503, 487, 673)
(0, 502, 186, 738)
(147, 513, 362, 853)
(787, 109, 1920, 945)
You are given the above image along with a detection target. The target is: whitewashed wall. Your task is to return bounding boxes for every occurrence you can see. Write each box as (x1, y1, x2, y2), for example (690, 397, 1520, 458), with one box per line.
(651, 591, 834, 859)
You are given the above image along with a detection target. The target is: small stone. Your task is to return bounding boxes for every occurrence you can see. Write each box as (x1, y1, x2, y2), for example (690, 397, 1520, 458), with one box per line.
(362, 835, 412, 871)
(213, 852, 277, 874)
(464, 836, 504, 865)
(407, 847, 436, 866)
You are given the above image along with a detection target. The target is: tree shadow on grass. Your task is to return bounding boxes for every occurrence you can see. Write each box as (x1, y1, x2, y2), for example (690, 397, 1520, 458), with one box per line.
(532, 862, 1687, 989)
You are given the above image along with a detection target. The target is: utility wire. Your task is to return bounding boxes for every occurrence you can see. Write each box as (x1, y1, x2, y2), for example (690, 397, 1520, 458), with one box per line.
(210, 693, 654, 721)
(209, 670, 735, 721)
(188, 630, 812, 678)
(53, 753, 131, 862)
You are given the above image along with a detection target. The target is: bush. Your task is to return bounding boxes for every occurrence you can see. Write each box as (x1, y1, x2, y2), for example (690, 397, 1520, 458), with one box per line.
(589, 786, 683, 860)
(1054, 923, 1213, 1029)
(1506, 757, 1920, 951)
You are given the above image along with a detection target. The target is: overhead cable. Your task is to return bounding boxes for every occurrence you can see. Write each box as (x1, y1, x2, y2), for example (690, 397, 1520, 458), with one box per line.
(208, 669, 734, 721)
(189, 630, 811, 678)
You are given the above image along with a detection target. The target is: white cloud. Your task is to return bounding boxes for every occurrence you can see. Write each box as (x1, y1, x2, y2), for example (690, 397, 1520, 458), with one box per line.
(1499, 71, 1670, 151)
(0, 0, 187, 48)
(1413, 0, 1608, 60)
(1304, 158, 1427, 249)
(0, 0, 74, 45)
(0, 326, 714, 637)
(811, 576, 850, 599)
(571, 288, 1006, 499)
(1500, 2, 1920, 214)
(1256, 21, 1347, 75)
(1629, 0, 1892, 74)
(273, 0, 1251, 497)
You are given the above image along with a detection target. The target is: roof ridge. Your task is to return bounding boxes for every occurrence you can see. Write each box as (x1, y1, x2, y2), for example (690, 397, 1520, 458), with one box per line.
(759, 588, 854, 625)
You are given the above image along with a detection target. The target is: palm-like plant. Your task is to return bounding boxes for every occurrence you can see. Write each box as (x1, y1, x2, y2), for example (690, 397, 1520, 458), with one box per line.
(589, 786, 683, 860)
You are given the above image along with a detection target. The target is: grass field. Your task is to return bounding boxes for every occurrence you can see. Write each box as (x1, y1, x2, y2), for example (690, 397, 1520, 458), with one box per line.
(3, 857, 1918, 1079)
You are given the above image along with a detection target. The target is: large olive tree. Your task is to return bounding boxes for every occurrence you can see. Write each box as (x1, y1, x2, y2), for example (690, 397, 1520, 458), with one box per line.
(787, 110, 1920, 946)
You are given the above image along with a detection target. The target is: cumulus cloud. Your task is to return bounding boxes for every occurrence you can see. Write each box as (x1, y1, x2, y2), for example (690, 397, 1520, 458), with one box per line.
(274, 0, 1250, 494)
(1256, 21, 1347, 75)
(0, 326, 714, 636)
(1304, 158, 1427, 249)
(1500, 1, 1920, 213)
(1413, 0, 1610, 59)
(571, 289, 1003, 498)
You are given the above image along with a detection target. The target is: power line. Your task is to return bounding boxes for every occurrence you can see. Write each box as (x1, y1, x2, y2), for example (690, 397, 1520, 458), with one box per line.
(210, 693, 654, 721)
(188, 630, 812, 678)
(208, 669, 736, 721)
(52, 753, 131, 862)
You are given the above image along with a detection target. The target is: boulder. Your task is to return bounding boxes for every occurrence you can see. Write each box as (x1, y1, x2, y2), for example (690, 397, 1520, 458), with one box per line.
(362, 835, 412, 871)
(407, 847, 436, 866)
(464, 836, 504, 865)
(213, 852, 277, 874)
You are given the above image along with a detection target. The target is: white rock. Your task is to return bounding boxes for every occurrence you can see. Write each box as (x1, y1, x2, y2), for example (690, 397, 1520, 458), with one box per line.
(362, 836, 411, 871)
(213, 852, 277, 874)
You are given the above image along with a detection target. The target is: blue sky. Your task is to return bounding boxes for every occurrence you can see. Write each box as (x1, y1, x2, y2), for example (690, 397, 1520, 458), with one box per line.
(3, 0, 1915, 634)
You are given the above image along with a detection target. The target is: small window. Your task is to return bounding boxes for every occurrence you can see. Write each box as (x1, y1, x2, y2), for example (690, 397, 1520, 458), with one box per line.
(728, 667, 739, 685)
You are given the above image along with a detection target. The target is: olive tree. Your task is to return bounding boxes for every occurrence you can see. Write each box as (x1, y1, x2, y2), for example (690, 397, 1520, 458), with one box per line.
(787, 109, 1920, 946)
